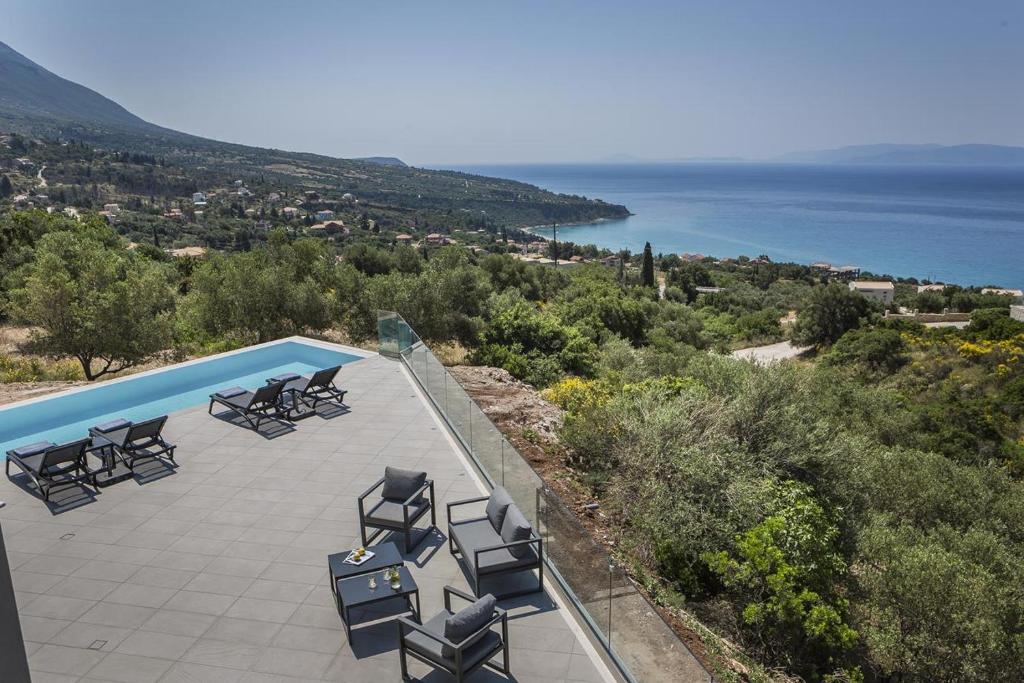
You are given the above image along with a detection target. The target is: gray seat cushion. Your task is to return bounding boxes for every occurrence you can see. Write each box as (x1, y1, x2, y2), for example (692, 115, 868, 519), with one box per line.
(365, 497, 429, 527)
(382, 466, 427, 502)
(500, 504, 533, 558)
(443, 593, 496, 658)
(485, 486, 514, 533)
(405, 610, 502, 670)
(450, 518, 538, 575)
(10, 441, 55, 458)
(215, 386, 247, 399)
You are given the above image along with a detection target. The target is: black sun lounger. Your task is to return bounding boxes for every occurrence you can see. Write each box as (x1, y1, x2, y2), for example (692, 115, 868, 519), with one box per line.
(5, 438, 96, 501)
(267, 365, 348, 411)
(208, 380, 290, 430)
(88, 415, 176, 471)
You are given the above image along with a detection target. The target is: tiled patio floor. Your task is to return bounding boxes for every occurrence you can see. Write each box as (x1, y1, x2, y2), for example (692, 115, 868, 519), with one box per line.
(1, 354, 614, 683)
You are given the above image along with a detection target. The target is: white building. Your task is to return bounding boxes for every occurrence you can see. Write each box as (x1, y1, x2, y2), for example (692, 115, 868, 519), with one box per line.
(917, 284, 946, 293)
(192, 192, 207, 203)
(849, 280, 895, 306)
(982, 288, 1024, 303)
(1011, 305, 1024, 322)
(315, 209, 335, 221)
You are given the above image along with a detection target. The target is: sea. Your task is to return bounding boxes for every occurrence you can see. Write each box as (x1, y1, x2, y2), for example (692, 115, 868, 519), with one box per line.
(447, 163, 1024, 288)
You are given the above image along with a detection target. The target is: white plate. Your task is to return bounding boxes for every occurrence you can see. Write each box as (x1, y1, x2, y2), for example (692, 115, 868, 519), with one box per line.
(342, 550, 375, 566)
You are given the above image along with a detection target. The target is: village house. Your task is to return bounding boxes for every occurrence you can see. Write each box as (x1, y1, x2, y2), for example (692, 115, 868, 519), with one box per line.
(315, 209, 335, 221)
(308, 220, 348, 236)
(192, 191, 207, 203)
(395, 233, 413, 245)
(1011, 305, 1024, 322)
(917, 284, 947, 293)
(981, 288, 1024, 303)
(425, 233, 445, 245)
(849, 280, 895, 305)
(282, 206, 301, 219)
(103, 203, 121, 214)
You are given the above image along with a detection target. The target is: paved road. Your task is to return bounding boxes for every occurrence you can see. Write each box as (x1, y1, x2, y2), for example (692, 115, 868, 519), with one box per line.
(732, 340, 811, 365)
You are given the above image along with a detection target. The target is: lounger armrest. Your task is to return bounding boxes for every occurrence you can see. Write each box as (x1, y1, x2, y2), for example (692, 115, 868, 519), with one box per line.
(442, 584, 478, 609)
(473, 536, 543, 568)
(397, 616, 459, 650)
(446, 495, 489, 526)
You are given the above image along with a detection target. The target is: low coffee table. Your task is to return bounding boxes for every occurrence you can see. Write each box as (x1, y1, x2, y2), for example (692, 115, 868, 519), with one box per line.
(336, 565, 420, 639)
(328, 541, 403, 610)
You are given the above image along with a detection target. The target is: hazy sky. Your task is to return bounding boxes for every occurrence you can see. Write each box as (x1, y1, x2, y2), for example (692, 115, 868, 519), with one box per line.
(2, 0, 1022, 164)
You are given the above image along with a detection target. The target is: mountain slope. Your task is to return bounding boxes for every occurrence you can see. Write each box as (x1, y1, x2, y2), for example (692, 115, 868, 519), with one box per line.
(0, 40, 627, 227)
(0, 41, 164, 132)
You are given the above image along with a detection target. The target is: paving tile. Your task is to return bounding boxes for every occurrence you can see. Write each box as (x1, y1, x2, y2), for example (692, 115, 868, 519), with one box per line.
(127, 566, 197, 590)
(180, 638, 262, 670)
(224, 597, 298, 623)
(105, 582, 177, 608)
(79, 601, 156, 629)
(85, 652, 173, 683)
(162, 590, 237, 616)
(250, 646, 335, 679)
(140, 609, 217, 637)
(28, 643, 107, 675)
(183, 572, 255, 597)
(242, 579, 313, 603)
(114, 629, 196, 660)
(271, 623, 345, 654)
(49, 575, 122, 601)
(202, 556, 270, 579)
(50, 620, 134, 650)
(203, 616, 283, 646)
(19, 614, 73, 643)
(158, 661, 246, 683)
(20, 593, 97, 621)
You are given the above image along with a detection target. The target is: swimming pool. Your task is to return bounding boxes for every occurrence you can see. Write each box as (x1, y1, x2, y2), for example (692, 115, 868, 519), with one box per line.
(0, 337, 368, 458)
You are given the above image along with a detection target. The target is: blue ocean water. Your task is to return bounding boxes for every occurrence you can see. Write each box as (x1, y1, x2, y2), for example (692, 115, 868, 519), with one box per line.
(451, 163, 1024, 288)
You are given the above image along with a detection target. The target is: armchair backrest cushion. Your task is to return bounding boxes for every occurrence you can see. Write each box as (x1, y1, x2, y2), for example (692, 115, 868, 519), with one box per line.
(382, 466, 427, 502)
(500, 504, 533, 558)
(442, 593, 496, 658)
(485, 486, 514, 533)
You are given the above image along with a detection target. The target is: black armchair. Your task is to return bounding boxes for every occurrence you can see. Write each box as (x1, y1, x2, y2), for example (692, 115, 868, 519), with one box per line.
(358, 467, 436, 553)
(397, 585, 510, 682)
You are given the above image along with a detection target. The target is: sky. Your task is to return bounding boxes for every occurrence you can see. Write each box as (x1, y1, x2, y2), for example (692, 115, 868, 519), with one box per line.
(2, 0, 1022, 165)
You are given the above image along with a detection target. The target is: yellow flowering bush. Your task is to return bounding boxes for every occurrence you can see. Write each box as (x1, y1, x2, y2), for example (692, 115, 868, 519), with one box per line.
(541, 377, 612, 414)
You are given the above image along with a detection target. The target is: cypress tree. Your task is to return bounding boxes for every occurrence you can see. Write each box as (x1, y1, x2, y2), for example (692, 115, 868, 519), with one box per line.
(641, 241, 655, 287)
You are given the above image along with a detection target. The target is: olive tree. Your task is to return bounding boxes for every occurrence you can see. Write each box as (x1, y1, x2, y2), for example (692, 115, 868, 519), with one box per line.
(8, 230, 175, 380)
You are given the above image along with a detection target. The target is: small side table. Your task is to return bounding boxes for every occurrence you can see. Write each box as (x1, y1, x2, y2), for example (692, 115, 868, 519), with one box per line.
(328, 542, 402, 611)
(336, 566, 420, 640)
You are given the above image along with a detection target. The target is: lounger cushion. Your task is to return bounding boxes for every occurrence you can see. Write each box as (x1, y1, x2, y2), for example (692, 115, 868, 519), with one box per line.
(405, 610, 502, 669)
(500, 504, 533, 558)
(485, 486, 514, 533)
(442, 593, 496, 658)
(271, 372, 302, 382)
(365, 497, 430, 527)
(10, 441, 55, 458)
(94, 418, 131, 433)
(382, 466, 427, 502)
(215, 386, 247, 399)
(450, 518, 538, 574)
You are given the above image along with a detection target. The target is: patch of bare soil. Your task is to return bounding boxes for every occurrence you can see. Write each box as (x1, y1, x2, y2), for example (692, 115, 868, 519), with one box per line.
(0, 381, 90, 406)
(447, 365, 718, 677)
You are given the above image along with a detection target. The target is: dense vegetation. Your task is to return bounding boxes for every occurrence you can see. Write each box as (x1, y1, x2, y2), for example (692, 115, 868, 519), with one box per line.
(2, 205, 1022, 682)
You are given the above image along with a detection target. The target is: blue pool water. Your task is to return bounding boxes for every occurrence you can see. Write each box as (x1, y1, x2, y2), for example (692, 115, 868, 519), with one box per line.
(0, 340, 363, 458)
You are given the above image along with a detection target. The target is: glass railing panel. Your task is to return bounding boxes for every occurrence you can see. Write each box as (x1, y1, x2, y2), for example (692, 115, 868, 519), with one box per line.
(468, 403, 503, 486)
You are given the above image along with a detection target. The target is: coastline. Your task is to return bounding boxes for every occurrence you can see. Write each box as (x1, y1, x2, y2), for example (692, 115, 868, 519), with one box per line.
(520, 216, 624, 240)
